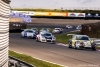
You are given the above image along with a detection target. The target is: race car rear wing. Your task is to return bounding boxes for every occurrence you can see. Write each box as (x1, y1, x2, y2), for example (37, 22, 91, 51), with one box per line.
(67, 34, 76, 36)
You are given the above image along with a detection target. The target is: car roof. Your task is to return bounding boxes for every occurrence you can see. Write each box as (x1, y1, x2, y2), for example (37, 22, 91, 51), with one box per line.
(74, 35, 88, 37)
(40, 31, 51, 34)
(31, 28, 37, 29)
(54, 28, 60, 29)
(67, 34, 88, 37)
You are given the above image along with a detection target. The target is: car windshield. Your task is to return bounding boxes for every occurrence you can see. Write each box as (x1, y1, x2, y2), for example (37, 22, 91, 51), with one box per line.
(43, 28, 48, 30)
(32, 28, 37, 30)
(76, 36, 89, 40)
(42, 33, 51, 36)
(55, 28, 60, 30)
(78, 26, 81, 28)
(26, 30, 33, 33)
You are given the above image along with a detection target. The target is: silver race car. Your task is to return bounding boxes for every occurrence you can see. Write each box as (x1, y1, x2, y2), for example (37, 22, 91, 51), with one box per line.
(36, 31, 56, 43)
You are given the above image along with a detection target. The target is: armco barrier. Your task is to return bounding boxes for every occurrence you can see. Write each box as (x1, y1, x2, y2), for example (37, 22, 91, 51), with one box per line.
(9, 56, 36, 67)
(0, 0, 10, 67)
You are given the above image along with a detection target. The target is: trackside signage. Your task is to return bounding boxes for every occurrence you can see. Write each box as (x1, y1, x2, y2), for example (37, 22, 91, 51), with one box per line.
(68, 12, 85, 17)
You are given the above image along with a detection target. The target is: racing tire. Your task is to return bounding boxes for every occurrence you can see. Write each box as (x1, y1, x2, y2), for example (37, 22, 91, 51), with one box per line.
(52, 41, 56, 44)
(68, 42, 72, 48)
(92, 47, 96, 51)
(36, 37, 39, 42)
(21, 35, 24, 38)
(74, 44, 77, 49)
(60, 31, 62, 33)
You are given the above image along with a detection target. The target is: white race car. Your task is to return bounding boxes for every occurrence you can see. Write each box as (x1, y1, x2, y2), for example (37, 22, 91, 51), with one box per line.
(21, 29, 36, 38)
(76, 25, 82, 30)
(52, 28, 63, 33)
(66, 25, 73, 29)
(36, 32, 56, 43)
(31, 28, 39, 34)
(40, 28, 49, 32)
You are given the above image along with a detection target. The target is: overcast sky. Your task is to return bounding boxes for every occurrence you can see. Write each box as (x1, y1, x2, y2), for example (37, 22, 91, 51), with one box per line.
(10, 0, 100, 9)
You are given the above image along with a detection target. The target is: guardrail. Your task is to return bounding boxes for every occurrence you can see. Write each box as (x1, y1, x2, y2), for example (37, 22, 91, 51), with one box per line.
(9, 56, 36, 67)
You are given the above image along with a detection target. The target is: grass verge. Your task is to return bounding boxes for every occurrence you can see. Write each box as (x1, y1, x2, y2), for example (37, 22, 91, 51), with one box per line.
(9, 50, 63, 67)
(55, 32, 79, 44)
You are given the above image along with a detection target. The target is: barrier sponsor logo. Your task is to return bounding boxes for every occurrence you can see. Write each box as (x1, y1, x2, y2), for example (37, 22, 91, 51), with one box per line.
(11, 11, 34, 16)
(33, 12, 68, 16)
(78, 13, 85, 17)
(50, 12, 67, 16)
(68, 12, 85, 17)
(34, 12, 49, 16)
(86, 13, 92, 17)
(68, 13, 76, 17)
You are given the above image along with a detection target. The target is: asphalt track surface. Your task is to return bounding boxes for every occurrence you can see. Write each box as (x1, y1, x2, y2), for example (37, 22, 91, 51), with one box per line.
(9, 19, 100, 67)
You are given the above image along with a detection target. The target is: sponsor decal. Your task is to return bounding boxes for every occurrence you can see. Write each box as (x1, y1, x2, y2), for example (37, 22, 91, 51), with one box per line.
(78, 13, 84, 17)
(50, 12, 67, 16)
(87, 13, 92, 17)
(69, 13, 76, 17)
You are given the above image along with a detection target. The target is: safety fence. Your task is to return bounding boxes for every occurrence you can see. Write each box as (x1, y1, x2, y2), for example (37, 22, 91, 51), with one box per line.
(0, 0, 10, 67)
(81, 22, 100, 38)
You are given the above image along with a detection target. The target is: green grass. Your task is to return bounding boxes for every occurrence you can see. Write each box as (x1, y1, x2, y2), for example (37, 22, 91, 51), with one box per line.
(55, 32, 78, 44)
(9, 50, 63, 67)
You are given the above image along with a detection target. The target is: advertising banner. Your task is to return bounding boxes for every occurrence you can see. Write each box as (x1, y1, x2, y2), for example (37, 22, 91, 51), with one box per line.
(68, 12, 85, 17)
(34, 12, 49, 16)
(49, 12, 68, 16)
(11, 11, 34, 16)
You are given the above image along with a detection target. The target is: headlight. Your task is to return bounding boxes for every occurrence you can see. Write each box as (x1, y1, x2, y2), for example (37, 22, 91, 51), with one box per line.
(76, 41, 84, 44)
(53, 37, 56, 40)
(76, 41, 80, 44)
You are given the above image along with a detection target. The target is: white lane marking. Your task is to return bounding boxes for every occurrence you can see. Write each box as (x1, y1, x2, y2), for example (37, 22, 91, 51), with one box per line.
(9, 50, 69, 67)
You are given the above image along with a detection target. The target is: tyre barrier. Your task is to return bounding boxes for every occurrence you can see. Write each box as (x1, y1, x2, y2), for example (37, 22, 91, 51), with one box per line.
(9, 56, 36, 67)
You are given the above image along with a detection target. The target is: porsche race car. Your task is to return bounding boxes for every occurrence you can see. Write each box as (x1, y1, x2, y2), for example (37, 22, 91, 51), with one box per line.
(52, 28, 63, 33)
(67, 34, 96, 50)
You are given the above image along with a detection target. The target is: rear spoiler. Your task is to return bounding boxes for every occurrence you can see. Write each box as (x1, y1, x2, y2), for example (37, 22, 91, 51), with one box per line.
(67, 34, 76, 36)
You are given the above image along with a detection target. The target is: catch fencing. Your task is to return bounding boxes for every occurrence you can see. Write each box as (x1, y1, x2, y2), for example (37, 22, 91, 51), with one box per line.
(81, 22, 100, 38)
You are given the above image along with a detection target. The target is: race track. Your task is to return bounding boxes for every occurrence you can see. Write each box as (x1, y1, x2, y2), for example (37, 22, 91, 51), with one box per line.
(9, 19, 100, 67)
(9, 33, 100, 67)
